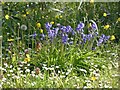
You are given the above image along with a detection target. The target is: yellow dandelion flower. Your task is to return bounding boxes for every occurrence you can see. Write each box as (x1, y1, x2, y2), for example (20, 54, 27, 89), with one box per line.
(2, 2, 5, 5)
(103, 13, 107, 17)
(91, 76, 96, 81)
(26, 11, 29, 15)
(5, 15, 9, 20)
(7, 39, 14, 42)
(22, 14, 26, 17)
(26, 54, 30, 58)
(104, 25, 110, 30)
(42, 16, 44, 18)
(55, 15, 59, 19)
(24, 58, 30, 63)
(90, 0, 94, 3)
(40, 29, 43, 33)
(50, 21, 54, 25)
(36, 23, 41, 28)
(117, 17, 120, 22)
(88, 23, 92, 28)
(110, 35, 115, 41)
(24, 54, 30, 63)
(60, 15, 63, 18)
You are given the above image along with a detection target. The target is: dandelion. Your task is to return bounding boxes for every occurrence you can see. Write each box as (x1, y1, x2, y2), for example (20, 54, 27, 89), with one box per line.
(91, 76, 96, 81)
(5, 14, 9, 19)
(50, 21, 54, 25)
(60, 15, 63, 18)
(26, 11, 29, 15)
(21, 24, 27, 30)
(90, 0, 94, 3)
(55, 15, 59, 19)
(7, 39, 14, 42)
(24, 54, 30, 63)
(40, 29, 43, 33)
(104, 25, 110, 30)
(36, 23, 41, 28)
(22, 14, 26, 17)
(2, 2, 5, 5)
(42, 16, 44, 18)
(103, 13, 107, 17)
(110, 35, 115, 40)
(88, 23, 92, 28)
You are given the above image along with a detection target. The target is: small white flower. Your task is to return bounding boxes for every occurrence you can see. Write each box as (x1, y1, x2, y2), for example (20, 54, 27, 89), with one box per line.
(85, 80, 91, 83)
(4, 63, 8, 68)
(24, 67, 27, 69)
(31, 82, 36, 86)
(7, 74, 10, 77)
(24, 81, 27, 84)
(102, 65, 106, 68)
(2, 78, 6, 82)
(104, 84, 109, 88)
(66, 72, 70, 75)
(49, 68, 54, 70)
(19, 70, 23, 73)
(94, 65, 98, 67)
(56, 66, 59, 68)
(9, 70, 13, 73)
(58, 70, 60, 73)
(79, 68, 87, 73)
(31, 73, 35, 77)
(25, 69, 30, 73)
(21, 74, 26, 78)
(9, 65, 13, 68)
(17, 67, 21, 70)
(19, 64, 23, 67)
(27, 64, 30, 66)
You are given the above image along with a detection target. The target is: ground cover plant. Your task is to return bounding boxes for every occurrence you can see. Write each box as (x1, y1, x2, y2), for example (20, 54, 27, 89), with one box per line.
(0, 2, 120, 88)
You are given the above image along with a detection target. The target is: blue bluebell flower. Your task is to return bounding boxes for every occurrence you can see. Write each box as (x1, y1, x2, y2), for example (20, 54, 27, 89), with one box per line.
(86, 34, 93, 41)
(40, 34, 45, 40)
(45, 22, 52, 30)
(76, 22, 84, 33)
(62, 34, 68, 44)
(91, 23, 97, 30)
(53, 27, 59, 36)
(97, 34, 110, 46)
(32, 31, 37, 38)
(61, 26, 66, 33)
(48, 30, 55, 39)
(66, 26, 73, 33)
(69, 41, 73, 45)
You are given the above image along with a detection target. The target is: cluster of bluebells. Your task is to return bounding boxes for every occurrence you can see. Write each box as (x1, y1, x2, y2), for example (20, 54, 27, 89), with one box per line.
(97, 34, 110, 46)
(31, 22, 110, 46)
